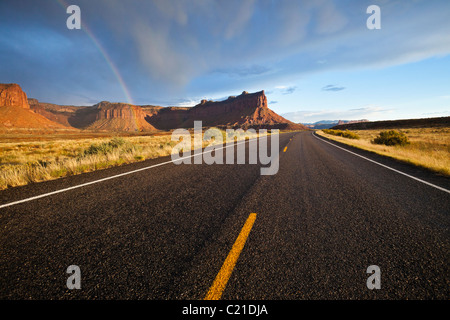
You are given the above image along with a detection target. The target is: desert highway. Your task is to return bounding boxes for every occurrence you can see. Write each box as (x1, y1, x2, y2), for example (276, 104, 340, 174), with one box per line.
(0, 131, 449, 300)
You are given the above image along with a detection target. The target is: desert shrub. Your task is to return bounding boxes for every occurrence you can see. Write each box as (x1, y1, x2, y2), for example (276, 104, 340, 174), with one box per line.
(322, 129, 335, 135)
(373, 130, 410, 146)
(340, 130, 360, 139)
(109, 137, 127, 148)
(83, 137, 135, 156)
(84, 142, 113, 155)
(323, 129, 359, 139)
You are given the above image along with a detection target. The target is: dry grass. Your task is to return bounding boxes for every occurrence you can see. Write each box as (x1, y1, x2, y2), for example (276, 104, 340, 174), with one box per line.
(0, 129, 263, 190)
(0, 134, 173, 189)
(316, 127, 450, 177)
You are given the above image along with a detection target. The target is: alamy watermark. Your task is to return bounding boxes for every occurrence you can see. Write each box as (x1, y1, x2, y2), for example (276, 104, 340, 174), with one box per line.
(171, 121, 279, 176)
(66, 265, 81, 289)
(66, 4, 381, 30)
(367, 5, 381, 30)
(66, 5, 81, 30)
(366, 265, 381, 290)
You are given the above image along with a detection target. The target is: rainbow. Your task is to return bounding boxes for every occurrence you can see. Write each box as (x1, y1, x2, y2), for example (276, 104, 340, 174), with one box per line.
(57, 0, 134, 105)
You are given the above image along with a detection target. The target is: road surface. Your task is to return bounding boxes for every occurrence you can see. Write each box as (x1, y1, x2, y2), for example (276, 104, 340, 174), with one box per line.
(1, 131, 449, 299)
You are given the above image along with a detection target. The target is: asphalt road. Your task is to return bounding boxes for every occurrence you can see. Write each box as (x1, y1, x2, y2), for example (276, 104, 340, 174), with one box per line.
(0, 131, 449, 300)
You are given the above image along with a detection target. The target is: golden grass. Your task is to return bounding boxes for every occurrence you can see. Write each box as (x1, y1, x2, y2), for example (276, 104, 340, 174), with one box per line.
(316, 127, 450, 177)
(0, 129, 263, 190)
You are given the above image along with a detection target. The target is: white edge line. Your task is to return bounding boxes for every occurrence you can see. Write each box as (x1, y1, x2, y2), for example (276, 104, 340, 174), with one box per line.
(0, 135, 272, 209)
(313, 132, 450, 194)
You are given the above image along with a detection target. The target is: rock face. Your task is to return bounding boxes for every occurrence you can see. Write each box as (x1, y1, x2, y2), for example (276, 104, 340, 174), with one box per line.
(86, 101, 156, 131)
(5, 84, 308, 132)
(189, 90, 269, 125)
(0, 83, 30, 109)
(29, 99, 97, 128)
(29, 99, 156, 132)
(146, 90, 308, 130)
(95, 101, 146, 121)
(0, 84, 66, 129)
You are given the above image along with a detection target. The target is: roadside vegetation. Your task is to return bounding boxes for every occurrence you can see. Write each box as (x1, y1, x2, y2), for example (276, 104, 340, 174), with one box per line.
(0, 128, 263, 190)
(0, 135, 174, 190)
(317, 127, 450, 177)
(322, 129, 360, 139)
(372, 130, 410, 146)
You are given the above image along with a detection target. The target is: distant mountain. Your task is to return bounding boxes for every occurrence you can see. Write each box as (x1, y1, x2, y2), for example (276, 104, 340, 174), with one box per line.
(1, 84, 308, 132)
(304, 119, 369, 129)
(303, 120, 339, 129)
(145, 90, 308, 131)
(25, 87, 309, 132)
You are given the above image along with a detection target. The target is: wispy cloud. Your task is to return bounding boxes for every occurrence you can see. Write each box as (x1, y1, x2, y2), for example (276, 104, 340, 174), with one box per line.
(214, 65, 271, 78)
(275, 86, 297, 95)
(1, 0, 450, 107)
(322, 84, 346, 92)
(283, 86, 297, 95)
(125, 0, 450, 92)
(421, 110, 449, 116)
(172, 98, 200, 107)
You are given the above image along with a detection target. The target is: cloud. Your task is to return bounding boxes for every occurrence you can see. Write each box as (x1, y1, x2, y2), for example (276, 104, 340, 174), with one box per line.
(173, 98, 199, 107)
(223, 0, 256, 40)
(274, 86, 297, 95)
(421, 110, 449, 116)
(322, 84, 346, 92)
(214, 65, 271, 77)
(2, 0, 450, 105)
(269, 101, 278, 104)
(152, 0, 189, 26)
(132, 21, 195, 86)
(124, 0, 264, 87)
(314, 0, 348, 35)
(283, 86, 297, 95)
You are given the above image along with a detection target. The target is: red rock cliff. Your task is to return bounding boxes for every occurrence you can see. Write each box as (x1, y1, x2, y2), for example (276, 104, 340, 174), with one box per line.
(0, 83, 67, 129)
(146, 90, 308, 130)
(0, 83, 30, 109)
(87, 101, 156, 131)
(95, 101, 147, 120)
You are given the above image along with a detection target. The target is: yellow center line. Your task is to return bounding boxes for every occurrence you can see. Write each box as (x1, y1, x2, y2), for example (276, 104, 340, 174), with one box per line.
(204, 213, 257, 300)
(283, 146, 288, 152)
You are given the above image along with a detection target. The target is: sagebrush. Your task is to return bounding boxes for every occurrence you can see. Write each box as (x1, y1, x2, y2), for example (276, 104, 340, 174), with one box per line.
(322, 129, 360, 139)
(373, 130, 410, 146)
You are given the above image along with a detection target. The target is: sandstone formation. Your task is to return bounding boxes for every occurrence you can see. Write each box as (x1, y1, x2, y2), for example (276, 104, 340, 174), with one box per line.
(0, 83, 31, 109)
(0, 84, 67, 129)
(87, 101, 156, 131)
(29, 99, 96, 128)
(29, 100, 156, 132)
(3, 84, 308, 132)
(145, 90, 308, 131)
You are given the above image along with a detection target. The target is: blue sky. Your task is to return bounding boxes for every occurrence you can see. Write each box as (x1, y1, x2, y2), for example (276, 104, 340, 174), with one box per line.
(0, 0, 449, 123)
